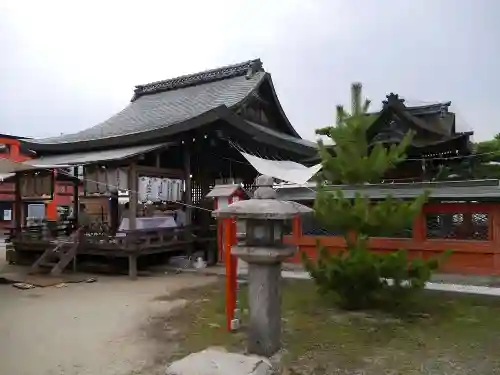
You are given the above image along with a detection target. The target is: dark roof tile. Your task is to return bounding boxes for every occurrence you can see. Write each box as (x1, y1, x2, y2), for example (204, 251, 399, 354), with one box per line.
(32, 65, 266, 145)
(132, 59, 263, 100)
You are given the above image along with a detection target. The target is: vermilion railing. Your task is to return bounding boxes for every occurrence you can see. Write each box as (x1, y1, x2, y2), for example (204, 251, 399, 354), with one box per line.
(284, 202, 500, 276)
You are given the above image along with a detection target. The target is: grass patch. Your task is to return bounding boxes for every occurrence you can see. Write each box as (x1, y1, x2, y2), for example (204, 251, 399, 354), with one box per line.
(154, 278, 500, 374)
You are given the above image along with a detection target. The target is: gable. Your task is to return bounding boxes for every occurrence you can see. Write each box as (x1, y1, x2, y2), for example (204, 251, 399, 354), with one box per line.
(235, 78, 301, 137)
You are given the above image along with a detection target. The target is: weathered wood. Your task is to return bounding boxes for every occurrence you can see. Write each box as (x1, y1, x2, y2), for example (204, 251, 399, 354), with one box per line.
(50, 241, 78, 276)
(128, 162, 138, 230)
(183, 142, 193, 260)
(73, 166, 79, 226)
(14, 223, 212, 278)
(128, 254, 137, 280)
(14, 173, 22, 235)
(155, 152, 161, 168)
(136, 165, 184, 178)
(29, 229, 82, 275)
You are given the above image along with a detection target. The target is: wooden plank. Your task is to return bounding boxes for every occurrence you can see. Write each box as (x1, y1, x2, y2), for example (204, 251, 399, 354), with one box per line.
(128, 254, 137, 280)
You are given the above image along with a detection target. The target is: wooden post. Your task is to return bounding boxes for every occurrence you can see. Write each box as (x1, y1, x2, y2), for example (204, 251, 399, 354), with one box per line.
(412, 211, 426, 242)
(73, 167, 79, 227)
(224, 218, 237, 331)
(155, 152, 161, 168)
(128, 162, 138, 231)
(72, 167, 80, 272)
(183, 142, 193, 259)
(128, 254, 138, 280)
(230, 218, 238, 316)
(46, 170, 58, 221)
(127, 162, 138, 280)
(14, 173, 22, 235)
(292, 216, 302, 243)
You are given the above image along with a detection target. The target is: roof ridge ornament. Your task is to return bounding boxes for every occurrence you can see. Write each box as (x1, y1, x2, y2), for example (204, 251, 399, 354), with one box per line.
(245, 60, 263, 80)
(440, 104, 448, 118)
(384, 93, 405, 106)
(131, 59, 264, 101)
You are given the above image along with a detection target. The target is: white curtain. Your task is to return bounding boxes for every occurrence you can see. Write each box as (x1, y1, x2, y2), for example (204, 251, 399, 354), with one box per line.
(239, 152, 322, 185)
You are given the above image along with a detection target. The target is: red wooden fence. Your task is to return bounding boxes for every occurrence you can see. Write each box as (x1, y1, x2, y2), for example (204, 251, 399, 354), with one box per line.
(284, 202, 500, 276)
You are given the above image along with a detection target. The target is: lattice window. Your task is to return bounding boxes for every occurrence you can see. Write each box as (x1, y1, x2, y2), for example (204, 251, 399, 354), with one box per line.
(190, 182, 204, 204)
(301, 215, 345, 236)
(426, 213, 489, 241)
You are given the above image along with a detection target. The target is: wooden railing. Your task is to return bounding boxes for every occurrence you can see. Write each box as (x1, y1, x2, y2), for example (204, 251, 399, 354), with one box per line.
(284, 202, 500, 276)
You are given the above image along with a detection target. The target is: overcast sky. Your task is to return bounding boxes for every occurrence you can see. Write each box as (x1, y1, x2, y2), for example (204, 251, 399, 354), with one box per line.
(0, 0, 498, 142)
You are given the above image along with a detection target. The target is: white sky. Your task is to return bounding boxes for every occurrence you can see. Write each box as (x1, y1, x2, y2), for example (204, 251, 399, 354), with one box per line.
(1, 0, 499, 141)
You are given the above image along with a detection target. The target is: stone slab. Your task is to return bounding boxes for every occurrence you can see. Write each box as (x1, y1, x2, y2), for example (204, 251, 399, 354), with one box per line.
(165, 348, 274, 375)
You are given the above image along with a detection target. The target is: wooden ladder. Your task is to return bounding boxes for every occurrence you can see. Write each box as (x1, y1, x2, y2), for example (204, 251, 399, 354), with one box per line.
(30, 229, 82, 276)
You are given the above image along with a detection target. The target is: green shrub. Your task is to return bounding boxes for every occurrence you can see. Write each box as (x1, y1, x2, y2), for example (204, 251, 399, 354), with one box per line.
(305, 83, 450, 311)
(303, 245, 449, 311)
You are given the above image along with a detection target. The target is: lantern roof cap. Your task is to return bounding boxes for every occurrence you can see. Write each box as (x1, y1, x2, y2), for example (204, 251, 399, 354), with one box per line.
(212, 198, 312, 220)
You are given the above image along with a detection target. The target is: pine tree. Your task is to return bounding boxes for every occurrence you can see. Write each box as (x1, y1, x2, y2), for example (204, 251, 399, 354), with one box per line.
(303, 83, 444, 311)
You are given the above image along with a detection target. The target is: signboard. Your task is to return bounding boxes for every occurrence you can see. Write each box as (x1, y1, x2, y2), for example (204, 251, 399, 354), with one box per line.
(3, 210, 11, 221)
(19, 172, 53, 199)
(84, 167, 129, 194)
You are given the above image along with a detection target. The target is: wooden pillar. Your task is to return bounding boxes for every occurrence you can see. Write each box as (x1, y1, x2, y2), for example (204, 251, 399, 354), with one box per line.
(292, 216, 302, 243)
(128, 162, 138, 231)
(412, 211, 427, 242)
(127, 162, 138, 280)
(491, 206, 500, 274)
(224, 217, 237, 331)
(155, 152, 161, 168)
(72, 167, 79, 227)
(183, 142, 193, 258)
(128, 254, 138, 280)
(14, 173, 22, 235)
(46, 170, 58, 221)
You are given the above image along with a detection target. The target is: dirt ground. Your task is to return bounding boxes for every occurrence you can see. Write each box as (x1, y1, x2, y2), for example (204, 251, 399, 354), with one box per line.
(0, 243, 218, 375)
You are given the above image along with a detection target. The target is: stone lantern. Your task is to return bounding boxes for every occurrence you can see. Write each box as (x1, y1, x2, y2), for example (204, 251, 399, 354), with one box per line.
(212, 175, 312, 357)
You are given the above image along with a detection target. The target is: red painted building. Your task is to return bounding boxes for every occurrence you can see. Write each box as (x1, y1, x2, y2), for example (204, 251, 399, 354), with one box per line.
(0, 134, 75, 230)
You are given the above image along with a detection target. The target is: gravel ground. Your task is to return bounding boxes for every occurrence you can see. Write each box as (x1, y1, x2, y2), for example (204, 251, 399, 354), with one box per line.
(0, 245, 217, 375)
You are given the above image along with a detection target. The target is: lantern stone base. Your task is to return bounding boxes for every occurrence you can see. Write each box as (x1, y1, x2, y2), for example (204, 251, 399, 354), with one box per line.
(231, 245, 296, 264)
(232, 245, 296, 357)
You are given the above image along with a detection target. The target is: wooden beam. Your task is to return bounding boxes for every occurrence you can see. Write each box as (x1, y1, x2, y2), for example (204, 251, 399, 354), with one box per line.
(136, 165, 184, 179)
(128, 254, 138, 280)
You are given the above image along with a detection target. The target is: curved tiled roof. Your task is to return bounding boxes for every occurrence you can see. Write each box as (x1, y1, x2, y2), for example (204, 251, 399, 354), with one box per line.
(25, 58, 311, 157)
(35, 68, 266, 144)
